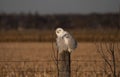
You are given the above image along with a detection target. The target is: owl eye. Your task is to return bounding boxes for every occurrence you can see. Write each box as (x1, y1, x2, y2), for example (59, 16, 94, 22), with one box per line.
(57, 31, 59, 33)
(58, 30, 61, 32)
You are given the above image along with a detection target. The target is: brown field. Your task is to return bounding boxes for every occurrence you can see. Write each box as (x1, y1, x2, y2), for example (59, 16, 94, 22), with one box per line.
(0, 42, 100, 61)
(0, 42, 120, 77)
(0, 29, 120, 42)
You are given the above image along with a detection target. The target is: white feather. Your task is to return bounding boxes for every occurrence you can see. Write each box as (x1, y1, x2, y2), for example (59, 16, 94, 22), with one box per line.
(56, 28, 77, 53)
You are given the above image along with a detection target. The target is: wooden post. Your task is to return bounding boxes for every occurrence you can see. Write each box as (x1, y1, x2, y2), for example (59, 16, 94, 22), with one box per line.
(58, 51, 71, 77)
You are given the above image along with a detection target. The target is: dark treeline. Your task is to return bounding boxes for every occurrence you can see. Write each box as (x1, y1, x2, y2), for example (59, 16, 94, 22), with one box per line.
(0, 13, 119, 30)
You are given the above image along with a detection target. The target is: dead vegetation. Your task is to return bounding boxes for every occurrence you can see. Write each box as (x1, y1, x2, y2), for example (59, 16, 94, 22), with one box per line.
(0, 42, 119, 77)
(0, 29, 119, 42)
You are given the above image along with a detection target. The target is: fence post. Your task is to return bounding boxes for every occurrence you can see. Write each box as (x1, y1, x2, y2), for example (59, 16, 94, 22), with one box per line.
(58, 51, 71, 77)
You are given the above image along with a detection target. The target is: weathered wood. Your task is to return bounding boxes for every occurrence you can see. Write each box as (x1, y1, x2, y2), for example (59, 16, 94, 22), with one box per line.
(58, 51, 71, 77)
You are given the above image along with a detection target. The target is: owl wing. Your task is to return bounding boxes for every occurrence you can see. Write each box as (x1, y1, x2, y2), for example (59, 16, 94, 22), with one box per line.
(63, 32, 77, 51)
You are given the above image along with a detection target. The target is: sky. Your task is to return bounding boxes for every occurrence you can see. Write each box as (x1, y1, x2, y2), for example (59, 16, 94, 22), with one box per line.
(0, 0, 120, 14)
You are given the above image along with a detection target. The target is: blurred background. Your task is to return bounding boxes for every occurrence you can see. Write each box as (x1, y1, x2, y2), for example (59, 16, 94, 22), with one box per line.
(0, 1, 120, 77)
(0, 0, 120, 42)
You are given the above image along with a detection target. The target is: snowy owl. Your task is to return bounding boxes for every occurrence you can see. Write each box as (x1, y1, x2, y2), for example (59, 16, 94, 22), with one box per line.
(55, 28, 77, 53)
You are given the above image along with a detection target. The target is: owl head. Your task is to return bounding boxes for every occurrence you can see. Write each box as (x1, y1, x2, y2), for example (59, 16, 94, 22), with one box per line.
(55, 28, 65, 37)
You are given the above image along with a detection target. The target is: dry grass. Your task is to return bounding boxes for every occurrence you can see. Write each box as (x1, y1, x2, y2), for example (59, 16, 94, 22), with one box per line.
(0, 42, 100, 61)
(0, 30, 52, 42)
(0, 42, 120, 77)
(0, 29, 120, 42)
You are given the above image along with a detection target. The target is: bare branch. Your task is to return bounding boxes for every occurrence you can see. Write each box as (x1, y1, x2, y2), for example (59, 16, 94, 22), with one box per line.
(95, 43, 114, 74)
